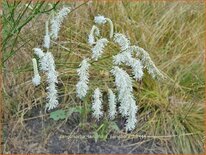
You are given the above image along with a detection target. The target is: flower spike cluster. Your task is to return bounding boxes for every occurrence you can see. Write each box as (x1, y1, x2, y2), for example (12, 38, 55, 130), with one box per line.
(113, 34, 144, 81)
(33, 48, 59, 111)
(77, 15, 164, 131)
(32, 6, 70, 111)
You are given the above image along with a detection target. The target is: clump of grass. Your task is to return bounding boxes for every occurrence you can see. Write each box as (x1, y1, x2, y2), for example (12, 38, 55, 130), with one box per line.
(3, 1, 205, 154)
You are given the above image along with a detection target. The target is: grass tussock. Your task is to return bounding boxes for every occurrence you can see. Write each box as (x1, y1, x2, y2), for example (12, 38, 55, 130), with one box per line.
(3, 1, 205, 154)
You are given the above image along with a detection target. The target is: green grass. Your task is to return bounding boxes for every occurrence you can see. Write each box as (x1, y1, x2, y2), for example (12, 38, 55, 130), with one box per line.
(2, 1, 205, 154)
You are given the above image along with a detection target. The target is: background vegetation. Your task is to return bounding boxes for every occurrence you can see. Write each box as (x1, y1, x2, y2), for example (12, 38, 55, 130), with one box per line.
(2, 0, 205, 154)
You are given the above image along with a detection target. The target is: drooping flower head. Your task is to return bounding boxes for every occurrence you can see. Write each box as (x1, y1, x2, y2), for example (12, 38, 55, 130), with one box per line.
(94, 15, 114, 38)
(88, 25, 100, 46)
(91, 38, 108, 61)
(114, 33, 130, 51)
(113, 48, 144, 81)
(50, 7, 71, 40)
(111, 66, 137, 131)
(34, 48, 59, 111)
(94, 15, 107, 25)
(133, 46, 164, 80)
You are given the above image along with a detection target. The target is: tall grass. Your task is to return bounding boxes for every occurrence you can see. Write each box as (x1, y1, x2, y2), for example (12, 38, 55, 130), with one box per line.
(2, 1, 205, 154)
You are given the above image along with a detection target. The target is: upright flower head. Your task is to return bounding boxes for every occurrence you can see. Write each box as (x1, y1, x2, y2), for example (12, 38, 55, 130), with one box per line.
(43, 21, 50, 49)
(50, 7, 71, 40)
(92, 88, 103, 120)
(108, 89, 117, 120)
(32, 58, 41, 86)
(76, 58, 90, 99)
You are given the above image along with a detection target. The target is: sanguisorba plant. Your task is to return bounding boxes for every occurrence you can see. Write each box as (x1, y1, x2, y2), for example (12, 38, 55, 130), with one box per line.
(32, 8, 164, 131)
(32, 7, 71, 111)
(76, 15, 164, 131)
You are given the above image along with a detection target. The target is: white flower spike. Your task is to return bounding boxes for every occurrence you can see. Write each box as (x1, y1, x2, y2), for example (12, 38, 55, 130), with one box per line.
(32, 58, 41, 86)
(43, 21, 50, 49)
(108, 89, 117, 120)
(113, 48, 144, 81)
(76, 58, 90, 99)
(111, 66, 138, 131)
(34, 48, 59, 110)
(88, 25, 100, 46)
(50, 7, 71, 40)
(91, 38, 108, 61)
(133, 46, 164, 79)
(94, 15, 107, 24)
(94, 15, 114, 38)
(33, 48, 44, 58)
(114, 33, 130, 51)
(92, 88, 103, 120)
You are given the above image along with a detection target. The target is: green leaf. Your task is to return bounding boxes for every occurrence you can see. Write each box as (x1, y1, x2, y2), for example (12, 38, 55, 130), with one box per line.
(50, 109, 66, 121)
(50, 107, 83, 121)
(109, 121, 120, 131)
(93, 131, 99, 143)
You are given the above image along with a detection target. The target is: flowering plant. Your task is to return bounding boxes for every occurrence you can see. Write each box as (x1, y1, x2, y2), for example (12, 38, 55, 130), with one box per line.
(76, 15, 164, 131)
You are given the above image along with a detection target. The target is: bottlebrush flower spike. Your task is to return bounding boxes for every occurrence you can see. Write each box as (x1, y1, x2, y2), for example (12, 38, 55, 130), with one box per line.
(108, 89, 117, 120)
(94, 15, 114, 38)
(88, 25, 100, 46)
(43, 21, 50, 49)
(33, 48, 44, 58)
(92, 88, 103, 120)
(126, 101, 137, 131)
(91, 38, 108, 61)
(43, 52, 59, 110)
(50, 7, 70, 40)
(111, 66, 138, 131)
(76, 58, 90, 99)
(34, 48, 59, 110)
(32, 58, 41, 86)
(114, 33, 130, 51)
(94, 15, 107, 24)
(133, 46, 164, 79)
(113, 48, 144, 81)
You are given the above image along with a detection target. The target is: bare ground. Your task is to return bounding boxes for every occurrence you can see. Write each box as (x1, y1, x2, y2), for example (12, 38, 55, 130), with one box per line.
(4, 106, 167, 154)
